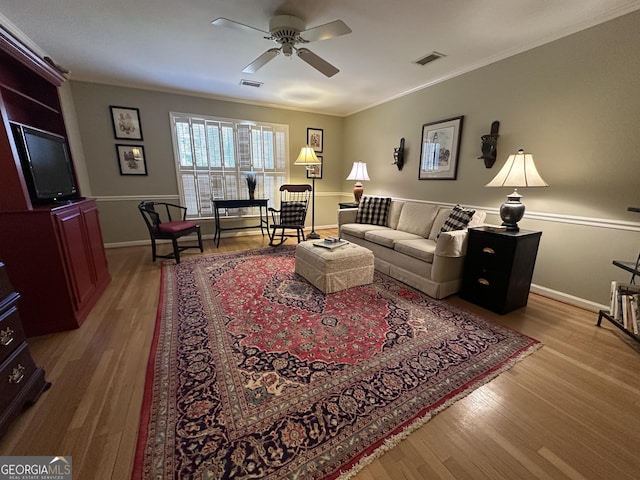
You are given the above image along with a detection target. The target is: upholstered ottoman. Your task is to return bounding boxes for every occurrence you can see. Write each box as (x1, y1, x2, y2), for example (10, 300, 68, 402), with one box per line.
(295, 241, 374, 293)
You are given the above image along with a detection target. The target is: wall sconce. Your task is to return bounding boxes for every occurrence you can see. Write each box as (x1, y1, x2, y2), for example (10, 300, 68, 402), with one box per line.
(346, 162, 370, 204)
(478, 121, 500, 168)
(486, 148, 548, 230)
(393, 138, 405, 170)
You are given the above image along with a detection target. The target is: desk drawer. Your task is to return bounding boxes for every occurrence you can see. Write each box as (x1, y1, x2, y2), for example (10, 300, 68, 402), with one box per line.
(0, 305, 26, 365)
(0, 342, 37, 414)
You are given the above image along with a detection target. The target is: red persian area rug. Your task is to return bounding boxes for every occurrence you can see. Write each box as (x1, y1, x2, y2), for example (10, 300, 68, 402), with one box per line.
(132, 246, 541, 480)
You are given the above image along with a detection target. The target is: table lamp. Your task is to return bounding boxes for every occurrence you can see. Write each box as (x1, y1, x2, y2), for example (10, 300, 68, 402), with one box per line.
(294, 146, 322, 239)
(485, 149, 548, 231)
(346, 162, 370, 204)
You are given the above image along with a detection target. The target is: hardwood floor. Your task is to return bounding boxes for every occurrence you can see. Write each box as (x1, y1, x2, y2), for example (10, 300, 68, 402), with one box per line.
(1, 229, 639, 479)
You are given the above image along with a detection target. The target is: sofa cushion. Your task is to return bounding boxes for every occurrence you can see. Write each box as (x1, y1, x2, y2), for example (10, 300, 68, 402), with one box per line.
(467, 210, 486, 228)
(340, 223, 389, 239)
(428, 207, 453, 240)
(364, 229, 423, 248)
(387, 201, 405, 229)
(396, 202, 439, 238)
(355, 196, 391, 226)
(437, 205, 476, 239)
(393, 238, 437, 263)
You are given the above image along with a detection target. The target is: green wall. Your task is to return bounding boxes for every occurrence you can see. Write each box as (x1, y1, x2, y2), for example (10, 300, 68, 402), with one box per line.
(341, 11, 640, 307)
(69, 82, 346, 243)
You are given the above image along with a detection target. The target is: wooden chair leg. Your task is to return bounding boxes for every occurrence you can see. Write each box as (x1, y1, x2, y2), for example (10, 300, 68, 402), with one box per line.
(151, 238, 158, 261)
(172, 238, 181, 263)
(196, 227, 203, 252)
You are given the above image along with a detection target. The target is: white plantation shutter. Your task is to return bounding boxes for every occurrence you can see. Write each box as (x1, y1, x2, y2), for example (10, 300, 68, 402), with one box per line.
(170, 113, 289, 219)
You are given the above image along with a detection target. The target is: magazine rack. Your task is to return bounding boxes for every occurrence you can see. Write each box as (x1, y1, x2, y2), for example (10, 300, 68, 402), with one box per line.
(596, 207, 640, 343)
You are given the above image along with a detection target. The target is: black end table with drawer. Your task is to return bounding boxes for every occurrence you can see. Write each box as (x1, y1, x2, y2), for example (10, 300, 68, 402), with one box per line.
(0, 262, 50, 436)
(461, 227, 542, 314)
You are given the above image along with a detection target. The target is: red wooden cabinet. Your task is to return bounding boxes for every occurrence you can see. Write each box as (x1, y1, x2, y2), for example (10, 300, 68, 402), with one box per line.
(0, 200, 111, 336)
(0, 27, 110, 336)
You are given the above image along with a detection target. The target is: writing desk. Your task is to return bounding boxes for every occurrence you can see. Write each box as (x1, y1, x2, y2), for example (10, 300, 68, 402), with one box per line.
(212, 199, 269, 247)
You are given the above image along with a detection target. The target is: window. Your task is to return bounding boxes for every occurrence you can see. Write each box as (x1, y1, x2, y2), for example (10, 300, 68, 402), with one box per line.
(169, 112, 289, 219)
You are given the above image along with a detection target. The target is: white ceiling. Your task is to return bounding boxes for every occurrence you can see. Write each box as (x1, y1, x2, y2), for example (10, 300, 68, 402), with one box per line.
(2, 0, 640, 116)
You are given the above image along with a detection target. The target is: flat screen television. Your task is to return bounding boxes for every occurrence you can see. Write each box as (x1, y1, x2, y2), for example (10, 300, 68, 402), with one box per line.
(11, 122, 79, 205)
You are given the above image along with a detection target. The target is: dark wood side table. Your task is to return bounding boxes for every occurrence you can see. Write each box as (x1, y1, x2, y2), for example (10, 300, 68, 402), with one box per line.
(461, 227, 542, 314)
(0, 262, 50, 436)
(339, 202, 359, 209)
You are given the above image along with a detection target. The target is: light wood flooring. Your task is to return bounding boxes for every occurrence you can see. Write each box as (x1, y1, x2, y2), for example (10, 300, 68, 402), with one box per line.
(1, 228, 639, 479)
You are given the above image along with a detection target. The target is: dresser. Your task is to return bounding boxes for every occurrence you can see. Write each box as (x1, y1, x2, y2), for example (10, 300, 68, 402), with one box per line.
(0, 262, 50, 435)
(461, 227, 542, 314)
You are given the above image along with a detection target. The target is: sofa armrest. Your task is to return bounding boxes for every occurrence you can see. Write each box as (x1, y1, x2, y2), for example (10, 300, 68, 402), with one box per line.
(338, 208, 358, 228)
(434, 229, 469, 257)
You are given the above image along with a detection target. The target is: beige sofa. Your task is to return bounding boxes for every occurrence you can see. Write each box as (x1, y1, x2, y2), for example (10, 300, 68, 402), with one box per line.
(338, 199, 485, 299)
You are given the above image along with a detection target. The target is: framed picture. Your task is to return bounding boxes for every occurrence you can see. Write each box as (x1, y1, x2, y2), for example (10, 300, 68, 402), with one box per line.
(116, 144, 147, 175)
(110, 106, 143, 140)
(307, 127, 323, 153)
(306, 156, 323, 179)
(418, 116, 463, 180)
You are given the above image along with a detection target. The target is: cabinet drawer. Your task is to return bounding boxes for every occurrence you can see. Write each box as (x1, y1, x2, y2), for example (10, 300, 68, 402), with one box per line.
(467, 236, 516, 267)
(0, 304, 26, 364)
(0, 342, 37, 414)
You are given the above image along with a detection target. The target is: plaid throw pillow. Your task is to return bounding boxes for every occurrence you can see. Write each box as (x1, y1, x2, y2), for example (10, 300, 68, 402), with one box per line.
(355, 196, 391, 226)
(279, 201, 307, 225)
(437, 204, 476, 239)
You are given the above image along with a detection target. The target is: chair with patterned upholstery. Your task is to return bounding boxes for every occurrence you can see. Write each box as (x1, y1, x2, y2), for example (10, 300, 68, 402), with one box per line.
(268, 184, 312, 246)
(138, 201, 203, 263)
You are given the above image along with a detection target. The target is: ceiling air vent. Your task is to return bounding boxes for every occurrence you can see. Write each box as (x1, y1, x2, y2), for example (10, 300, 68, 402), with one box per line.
(414, 51, 445, 66)
(240, 79, 263, 88)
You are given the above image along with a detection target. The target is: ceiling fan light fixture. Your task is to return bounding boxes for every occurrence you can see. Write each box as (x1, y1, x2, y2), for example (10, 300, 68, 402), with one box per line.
(213, 13, 351, 77)
(415, 51, 446, 66)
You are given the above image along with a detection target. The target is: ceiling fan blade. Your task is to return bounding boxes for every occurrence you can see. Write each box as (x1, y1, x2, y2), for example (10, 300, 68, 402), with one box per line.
(296, 48, 339, 77)
(242, 48, 280, 74)
(300, 20, 352, 42)
(211, 17, 270, 38)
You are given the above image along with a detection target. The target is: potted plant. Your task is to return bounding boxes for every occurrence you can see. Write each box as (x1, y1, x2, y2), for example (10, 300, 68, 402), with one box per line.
(246, 172, 257, 199)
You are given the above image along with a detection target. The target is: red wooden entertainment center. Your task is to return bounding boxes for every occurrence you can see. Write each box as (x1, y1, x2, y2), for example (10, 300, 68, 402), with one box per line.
(0, 28, 111, 337)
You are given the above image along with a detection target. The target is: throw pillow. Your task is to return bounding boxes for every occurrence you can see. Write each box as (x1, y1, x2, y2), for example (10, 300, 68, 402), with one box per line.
(437, 204, 476, 239)
(355, 196, 391, 226)
(279, 201, 307, 225)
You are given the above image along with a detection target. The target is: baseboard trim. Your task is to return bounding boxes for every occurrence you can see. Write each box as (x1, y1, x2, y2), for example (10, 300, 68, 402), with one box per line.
(530, 284, 607, 313)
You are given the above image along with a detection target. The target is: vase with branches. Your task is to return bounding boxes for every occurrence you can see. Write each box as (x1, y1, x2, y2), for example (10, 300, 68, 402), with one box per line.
(246, 173, 257, 199)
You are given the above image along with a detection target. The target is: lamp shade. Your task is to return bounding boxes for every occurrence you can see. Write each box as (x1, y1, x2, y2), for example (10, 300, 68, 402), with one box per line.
(346, 162, 370, 204)
(346, 162, 370, 182)
(485, 149, 548, 231)
(294, 146, 321, 166)
(485, 149, 548, 188)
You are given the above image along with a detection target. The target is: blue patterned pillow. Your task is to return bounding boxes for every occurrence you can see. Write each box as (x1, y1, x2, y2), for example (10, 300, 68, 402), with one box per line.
(355, 196, 391, 226)
(437, 205, 475, 239)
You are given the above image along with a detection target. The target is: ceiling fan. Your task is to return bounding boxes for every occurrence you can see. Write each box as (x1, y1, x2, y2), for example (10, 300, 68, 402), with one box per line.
(211, 14, 352, 77)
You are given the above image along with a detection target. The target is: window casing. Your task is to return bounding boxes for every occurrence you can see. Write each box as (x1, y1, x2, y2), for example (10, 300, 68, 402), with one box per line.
(169, 112, 289, 219)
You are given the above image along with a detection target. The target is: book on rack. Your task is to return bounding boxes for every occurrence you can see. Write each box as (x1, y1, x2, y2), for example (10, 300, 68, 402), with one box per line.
(610, 282, 640, 331)
(629, 293, 639, 335)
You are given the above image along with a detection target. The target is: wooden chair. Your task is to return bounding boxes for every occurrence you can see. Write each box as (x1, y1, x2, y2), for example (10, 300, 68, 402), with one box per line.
(138, 201, 203, 263)
(268, 184, 312, 246)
